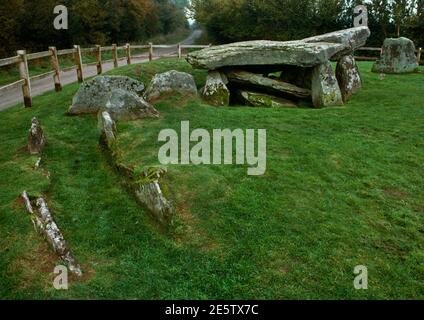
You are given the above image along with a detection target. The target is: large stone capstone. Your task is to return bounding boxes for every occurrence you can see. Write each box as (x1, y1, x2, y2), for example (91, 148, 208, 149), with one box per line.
(372, 37, 419, 74)
(68, 76, 146, 115)
(144, 70, 198, 102)
(187, 27, 370, 70)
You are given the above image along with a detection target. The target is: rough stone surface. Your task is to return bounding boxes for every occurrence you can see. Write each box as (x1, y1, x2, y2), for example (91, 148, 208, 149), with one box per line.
(226, 70, 311, 98)
(144, 70, 198, 102)
(237, 90, 297, 108)
(303, 27, 371, 57)
(98, 111, 117, 144)
(202, 71, 230, 106)
(336, 55, 362, 102)
(134, 168, 174, 225)
(28, 117, 45, 155)
(68, 76, 145, 115)
(187, 27, 370, 70)
(187, 40, 347, 70)
(311, 61, 344, 108)
(372, 37, 419, 74)
(102, 89, 159, 121)
(21, 192, 82, 276)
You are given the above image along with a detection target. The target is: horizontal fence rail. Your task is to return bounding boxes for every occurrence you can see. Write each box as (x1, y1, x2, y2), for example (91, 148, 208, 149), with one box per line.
(0, 44, 421, 108)
(0, 43, 211, 108)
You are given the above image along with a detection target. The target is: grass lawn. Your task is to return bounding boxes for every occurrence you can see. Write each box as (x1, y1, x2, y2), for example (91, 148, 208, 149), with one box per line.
(0, 58, 423, 299)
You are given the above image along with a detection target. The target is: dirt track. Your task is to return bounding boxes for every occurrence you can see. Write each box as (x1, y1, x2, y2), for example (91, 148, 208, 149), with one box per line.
(0, 30, 202, 111)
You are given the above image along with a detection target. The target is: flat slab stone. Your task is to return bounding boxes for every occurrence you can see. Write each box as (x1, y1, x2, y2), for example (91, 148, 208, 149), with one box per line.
(187, 27, 371, 70)
(226, 70, 311, 98)
(237, 90, 298, 108)
(372, 37, 419, 74)
(187, 40, 347, 70)
(303, 27, 371, 55)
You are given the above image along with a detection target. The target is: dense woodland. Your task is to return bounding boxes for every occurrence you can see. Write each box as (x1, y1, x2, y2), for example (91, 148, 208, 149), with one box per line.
(0, 0, 190, 58)
(190, 0, 424, 46)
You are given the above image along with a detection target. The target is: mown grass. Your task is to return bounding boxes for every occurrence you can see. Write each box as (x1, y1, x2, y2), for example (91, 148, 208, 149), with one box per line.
(0, 58, 423, 299)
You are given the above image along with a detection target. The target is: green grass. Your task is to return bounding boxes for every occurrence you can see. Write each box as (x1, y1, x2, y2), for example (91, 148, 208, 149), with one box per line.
(0, 58, 423, 299)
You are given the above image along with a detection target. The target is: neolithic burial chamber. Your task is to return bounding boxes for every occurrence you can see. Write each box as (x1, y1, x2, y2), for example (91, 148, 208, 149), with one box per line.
(187, 27, 371, 108)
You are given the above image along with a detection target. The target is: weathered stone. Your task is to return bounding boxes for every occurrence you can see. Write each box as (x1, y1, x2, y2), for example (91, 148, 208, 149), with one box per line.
(372, 37, 419, 74)
(144, 70, 198, 102)
(98, 111, 117, 144)
(134, 167, 174, 225)
(237, 90, 297, 108)
(336, 55, 362, 102)
(311, 61, 343, 108)
(226, 70, 311, 98)
(202, 71, 230, 106)
(187, 40, 347, 70)
(28, 117, 45, 155)
(303, 27, 371, 57)
(187, 27, 371, 70)
(102, 89, 159, 121)
(68, 76, 145, 115)
(21, 192, 82, 276)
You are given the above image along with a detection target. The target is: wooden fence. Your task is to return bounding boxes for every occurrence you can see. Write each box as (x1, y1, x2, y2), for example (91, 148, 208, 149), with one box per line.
(0, 43, 211, 108)
(0, 44, 421, 108)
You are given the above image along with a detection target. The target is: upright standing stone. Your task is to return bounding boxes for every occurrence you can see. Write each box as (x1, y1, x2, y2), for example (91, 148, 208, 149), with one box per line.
(336, 55, 362, 102)
(311, 61, 343, 108)
(28, 117, 45, 155)
(202, 71, 230, 106)
(372, 37, 419, 74)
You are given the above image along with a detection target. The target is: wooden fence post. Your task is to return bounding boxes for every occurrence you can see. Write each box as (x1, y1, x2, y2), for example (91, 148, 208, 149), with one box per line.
(126, 43, 132, 65)
(149, 43, 153, 62)
(96, 45, 102, 75)
(17, 50, 32, 108)
(112, 44, 118, 68)
(178, 43, 182, 59)
(417, 47, 422, 65)
(49, 47, 62, 92)
(74, 45, 84, 83)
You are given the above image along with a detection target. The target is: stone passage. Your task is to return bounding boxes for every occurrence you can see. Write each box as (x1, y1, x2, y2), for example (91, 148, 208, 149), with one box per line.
(372, 37, 419, 74)
(187, 27, 371, 108)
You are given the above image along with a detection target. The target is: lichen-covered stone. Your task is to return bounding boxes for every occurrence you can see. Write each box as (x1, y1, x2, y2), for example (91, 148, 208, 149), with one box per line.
(102, 89, 159, 121)
(144, 70, 198, 102)
(311, 61, 343, 108)
(28, 117, 45, 155)
(202, 71, 230, 106)
(303, 27, 371, 58)
(226, 70, 311, 98)
(187, 40, 347, 70)
(134, 167, 174, 224)
(98, 111, 117, 144)
(336, 55, 362, 102)
(372, 37, 419, 74)
(237, 90, 297, 108)
(187, 27, 370, 70)
(68, 76, 145, 115)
